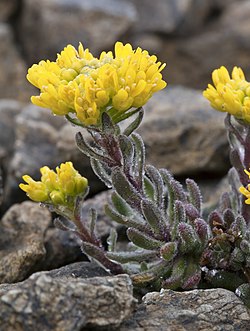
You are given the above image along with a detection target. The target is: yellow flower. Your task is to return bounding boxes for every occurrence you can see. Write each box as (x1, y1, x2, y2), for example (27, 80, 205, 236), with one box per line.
(239, 169, 250, 204)
(27, 42, 167, 126)
(19, 162, 88, 207)
(19, 176, 49, 202)
(203, 66, 250, 123)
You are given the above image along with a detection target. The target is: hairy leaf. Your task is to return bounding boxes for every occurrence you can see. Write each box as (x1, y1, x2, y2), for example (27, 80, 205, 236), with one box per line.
(90, 158, 112, 188)
(186, 178, 202, 214)
(107, 228, 118, 252)
(127, 227, 164, 250)
(54, 217, 76, 231)
(111, 191, 133, 217)
(131, 133, 145, 189)
(111, 167, 142, 211)
(160, 242, 178, 262)
(145, 164, 165, 208)
(76, 132, 113, 165)
(162, 257, 187, 289)
(105, 203, 145, 228)
(123, 108, 144, 136)
(141, 198, 165, 235)
(107, 249, 157, 263)
(178, 222, 199, 253)
(118, 134, 134, 175)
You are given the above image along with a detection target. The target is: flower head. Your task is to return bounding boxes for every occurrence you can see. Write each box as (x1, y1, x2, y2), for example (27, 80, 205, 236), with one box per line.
(239, 169, 250, 204)
(27, 42, 167, 126)
(203, 66, 250, 123)
(19, 162, 88, 207)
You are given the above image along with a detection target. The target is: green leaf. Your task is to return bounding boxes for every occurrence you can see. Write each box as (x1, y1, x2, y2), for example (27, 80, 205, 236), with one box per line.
(141, 199, 165, 235)
(127, 227, 164, 250)
(111, 167, 142, 211)
(223, 208, 235, 228)
(118, 134, 134, 174)
(236, 283, 250, 308)
(101, 112, 120, 135)
(160, 242, 177, 262)
(231, 215, 247, 236)
(123, 108, 144, 136)
(131, 261, 170, 286)
(90, 158, 112, 188)
(105, 203, 145, 228)
(240, 239, 250, 255)
(111, 191, 133, 217)
(143, 177, 155, 201)
(178, 222, 199, 253)
(186, 178, 202, 214)
(162, 257, 187, 290)
(107, 228, 118, 252)
(54, 217, 76, 231)
(145, 165, 165, 208)
(182, 261, 201, 289)
(107, 249, 157, 263)
(89, 208, 97, 238)
(160, 169, 186, 220)
(230, 247, 245, 270)
(172, 200, 186, 240)
(194, 218, 210, 250)
(131, 133, 145, 189)
(76, 132, 112, 164)
(111, 107, 142, 124)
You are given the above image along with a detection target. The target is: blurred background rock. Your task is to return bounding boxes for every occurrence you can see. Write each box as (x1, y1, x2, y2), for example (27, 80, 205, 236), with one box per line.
(0, 0, 248, 209)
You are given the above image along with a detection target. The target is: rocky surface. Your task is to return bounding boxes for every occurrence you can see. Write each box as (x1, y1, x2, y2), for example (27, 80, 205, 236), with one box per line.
(0, 23, 32, 101)
(121, 288, 250, 331)
(0, 99, 21, 163)
(128, 0, 211, 34)
(0, 0, 19, 22)
(0, 263, 136, 331)
(19, 0, 136, 64)
(0, 201, 51, 283)
(140, 86, 228, 176)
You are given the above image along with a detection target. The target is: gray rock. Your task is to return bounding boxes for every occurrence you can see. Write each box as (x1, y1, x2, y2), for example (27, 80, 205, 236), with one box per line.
(43, 261, 110, 279)
(161, 1, 250, 89)
(0, 266, 136, 330)
(41, 227, 86, 271)
(5, 105, 64, 207)
(139, 86, 229, 176)
(128, 0, 211, 34)
(0, 201, 51, 283)
(0, 23, 32, 101)
(80, 189, 117, 238)
(0, 99, 22, 162)
(0, 0, 19, 21)
(121, 288, 250, 330)
(19, 0, 137, 64)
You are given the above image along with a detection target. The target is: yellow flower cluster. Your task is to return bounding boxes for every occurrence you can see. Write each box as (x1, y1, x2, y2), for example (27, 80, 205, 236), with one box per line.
(239, 169, 250, 204)
(203, 66, 250, 123)
(19, 162, 88, 206)
(27, 42, 167, 126)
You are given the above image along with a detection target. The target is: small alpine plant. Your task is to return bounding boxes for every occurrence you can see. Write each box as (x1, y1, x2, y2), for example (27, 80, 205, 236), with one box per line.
(19, 42, 250, 305)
